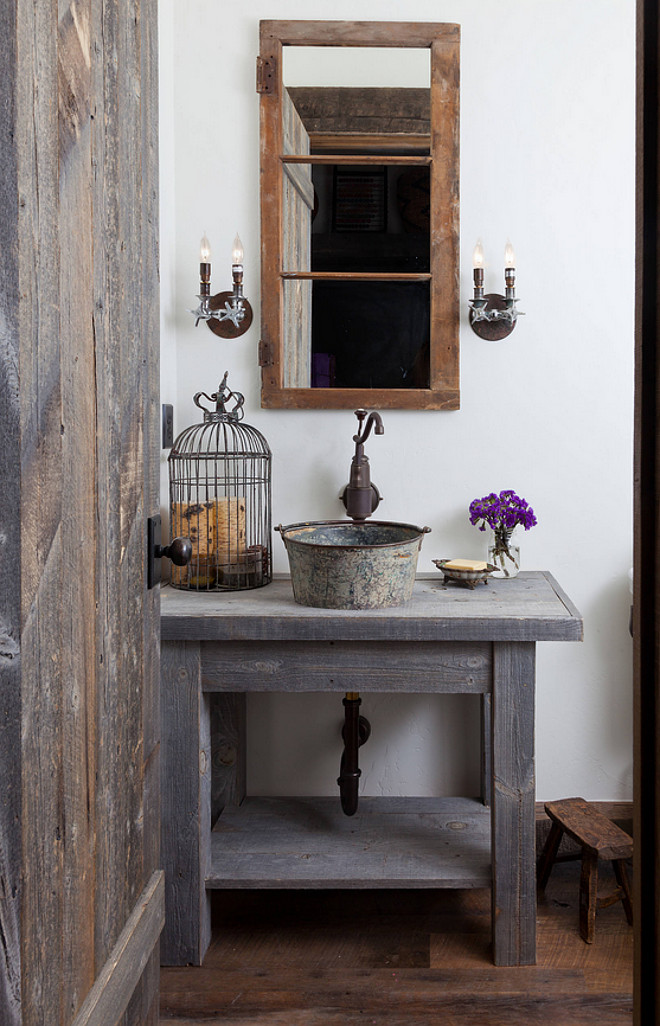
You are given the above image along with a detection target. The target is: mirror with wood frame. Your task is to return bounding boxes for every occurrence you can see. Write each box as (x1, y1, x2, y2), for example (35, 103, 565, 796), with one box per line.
(258, 21, 460, 410)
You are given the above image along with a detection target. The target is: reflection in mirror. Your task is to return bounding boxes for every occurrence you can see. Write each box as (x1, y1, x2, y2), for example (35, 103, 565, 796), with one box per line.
(259, 22, 460, 410)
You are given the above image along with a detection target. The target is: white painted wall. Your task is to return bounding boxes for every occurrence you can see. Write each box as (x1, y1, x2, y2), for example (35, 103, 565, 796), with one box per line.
(159, 0, 635, 802)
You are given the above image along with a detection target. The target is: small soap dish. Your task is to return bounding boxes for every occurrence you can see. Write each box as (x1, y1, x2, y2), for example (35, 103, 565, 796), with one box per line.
(433, 558, 498, 589)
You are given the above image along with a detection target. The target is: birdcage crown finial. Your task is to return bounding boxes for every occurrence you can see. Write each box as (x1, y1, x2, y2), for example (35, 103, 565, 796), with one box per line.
(193, 371, 245, 422)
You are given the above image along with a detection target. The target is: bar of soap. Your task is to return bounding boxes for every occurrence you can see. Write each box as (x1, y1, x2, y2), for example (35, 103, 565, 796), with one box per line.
(443, 559, 488, 572)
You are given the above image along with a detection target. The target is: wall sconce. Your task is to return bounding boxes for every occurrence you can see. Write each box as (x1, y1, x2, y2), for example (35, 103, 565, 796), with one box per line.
(190, 233, 253, 338)
(468, 239, 524, 341)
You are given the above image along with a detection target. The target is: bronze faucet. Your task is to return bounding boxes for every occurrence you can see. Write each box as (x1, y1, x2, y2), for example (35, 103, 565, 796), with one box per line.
(341, 409, 384, 521)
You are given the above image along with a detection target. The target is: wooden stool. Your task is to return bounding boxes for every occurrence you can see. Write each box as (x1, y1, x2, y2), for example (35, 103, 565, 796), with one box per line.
(537, 797, 633, 944)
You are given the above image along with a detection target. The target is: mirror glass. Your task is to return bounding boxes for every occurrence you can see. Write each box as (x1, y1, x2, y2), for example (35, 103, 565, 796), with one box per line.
(282, 48, 430, 391)
(259, 22, 459, 410)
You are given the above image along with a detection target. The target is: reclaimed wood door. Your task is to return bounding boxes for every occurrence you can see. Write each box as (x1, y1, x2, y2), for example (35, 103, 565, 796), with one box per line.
(0, 1, 162, 1024)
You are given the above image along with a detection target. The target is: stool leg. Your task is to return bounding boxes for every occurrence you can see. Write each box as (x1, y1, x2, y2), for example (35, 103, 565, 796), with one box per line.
(579, 851, 598, 944)
(537, 822, 564, 891)
(613, 859, 633, 926)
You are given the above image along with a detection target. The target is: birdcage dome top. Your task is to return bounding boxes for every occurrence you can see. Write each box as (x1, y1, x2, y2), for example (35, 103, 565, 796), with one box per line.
(169, 373, 271, 459)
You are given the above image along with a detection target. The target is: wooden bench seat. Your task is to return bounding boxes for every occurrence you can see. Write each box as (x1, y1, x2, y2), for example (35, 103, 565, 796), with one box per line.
(537, 797, 633, 944)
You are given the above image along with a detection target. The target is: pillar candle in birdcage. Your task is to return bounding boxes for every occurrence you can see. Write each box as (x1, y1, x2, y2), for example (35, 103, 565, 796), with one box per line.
(168, 373, 272, 592)
(215, 497, 246, 564)
(171, 500, 217, 586)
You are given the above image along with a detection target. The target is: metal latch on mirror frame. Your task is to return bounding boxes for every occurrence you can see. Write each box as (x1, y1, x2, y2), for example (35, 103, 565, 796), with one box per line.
(258, 338, 274, 367)
(256, 56, 277, 94)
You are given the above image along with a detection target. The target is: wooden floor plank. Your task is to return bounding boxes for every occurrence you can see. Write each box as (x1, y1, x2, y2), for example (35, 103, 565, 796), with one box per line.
(160, 862, 632, 1025)
(163, 1009, 631, 1026)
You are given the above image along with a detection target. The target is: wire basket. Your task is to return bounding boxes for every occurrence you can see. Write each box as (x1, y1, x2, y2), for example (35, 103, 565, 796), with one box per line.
(168, 373, 272, 591)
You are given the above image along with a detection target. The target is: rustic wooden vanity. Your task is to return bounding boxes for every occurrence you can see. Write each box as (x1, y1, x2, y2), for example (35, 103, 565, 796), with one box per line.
(160, 571, 582, 967)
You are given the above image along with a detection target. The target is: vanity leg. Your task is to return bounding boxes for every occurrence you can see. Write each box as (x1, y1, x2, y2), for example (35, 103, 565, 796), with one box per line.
(160, 640, 212, 966)
(211, 692, 247, 822)
(491, 641, 536, 966)
(480, 693, 492, 807)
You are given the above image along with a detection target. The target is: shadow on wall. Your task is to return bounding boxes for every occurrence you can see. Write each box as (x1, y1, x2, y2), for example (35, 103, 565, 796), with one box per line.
(246, 691, 482, 798)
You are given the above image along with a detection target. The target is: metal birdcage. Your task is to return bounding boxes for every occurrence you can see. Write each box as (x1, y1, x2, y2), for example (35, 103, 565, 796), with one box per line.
(168, 373, 272, 591)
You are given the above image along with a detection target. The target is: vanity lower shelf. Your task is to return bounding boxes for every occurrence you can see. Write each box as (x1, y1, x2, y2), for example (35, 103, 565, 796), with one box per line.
(208, 796, 491, 890)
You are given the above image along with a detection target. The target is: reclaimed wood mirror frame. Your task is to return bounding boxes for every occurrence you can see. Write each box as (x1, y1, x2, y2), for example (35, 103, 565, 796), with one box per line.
(258, 20, 460, 410)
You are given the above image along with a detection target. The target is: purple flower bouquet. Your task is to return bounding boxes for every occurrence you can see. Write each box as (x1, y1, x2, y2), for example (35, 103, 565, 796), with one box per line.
(469, 490, 537, 577)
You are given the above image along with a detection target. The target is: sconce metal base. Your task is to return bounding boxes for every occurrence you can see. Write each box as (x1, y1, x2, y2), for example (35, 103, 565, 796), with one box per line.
(469, 293, 517, 342)
(205, 292, 254, 339)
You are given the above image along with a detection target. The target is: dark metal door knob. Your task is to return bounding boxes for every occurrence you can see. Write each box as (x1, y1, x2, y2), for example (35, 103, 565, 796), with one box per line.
(147, 515, 192, 589)
(159, 537, 193, 566)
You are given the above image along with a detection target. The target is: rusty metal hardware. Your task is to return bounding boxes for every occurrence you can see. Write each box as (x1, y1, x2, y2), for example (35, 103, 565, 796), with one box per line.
(168, 373, 272, 593)
(337, 693, 371, 816)
(341, 409, 384, 521)
(256, 55, 277, 94)
(258, 338, 274, 367)
(194, 372, 245, 422)
(468, 258, 524, 341)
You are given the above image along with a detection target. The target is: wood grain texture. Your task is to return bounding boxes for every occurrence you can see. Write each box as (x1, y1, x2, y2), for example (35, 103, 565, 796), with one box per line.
(161, 642, 212, 966)
(259, 20, 460, 48)
(258, 25, 283, 398)
(92, 0, 161, 1020)
(287, 86, 430, 139)
(160, 859, 632, 1024)
(18, 0, 66, 1019)
(0, 0, 22, 1019)
(209, 797, 491, 889)
(200, 639, 492, 692)
(282, 88, 312, 388)
(491, 642, 536, 966)
(211, 694, 247, 818)
(70, 872, 164, 1026)
(544, 798, 634, 860)
(429, 32, 460, 399)
(58, 4, 97, 1018)
(480, 693, 492, 806)
(160, 575, 581, 969)
(259, 21, 460, 411)
(1, 0, 161, 1021)
(282, 154, 432, 165)
(161, 572, 583, 644)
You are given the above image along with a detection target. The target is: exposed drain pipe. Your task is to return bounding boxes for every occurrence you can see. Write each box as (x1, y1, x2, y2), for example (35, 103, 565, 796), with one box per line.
(338, 692, 371, 816)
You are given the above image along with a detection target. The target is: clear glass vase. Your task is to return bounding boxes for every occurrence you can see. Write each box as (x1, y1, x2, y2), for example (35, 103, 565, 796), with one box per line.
(488, 527, 520, 578)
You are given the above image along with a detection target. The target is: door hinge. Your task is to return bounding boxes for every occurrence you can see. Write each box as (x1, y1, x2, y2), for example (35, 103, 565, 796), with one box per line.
(259, 339, 274, 367)
(256, 55, 277, 94)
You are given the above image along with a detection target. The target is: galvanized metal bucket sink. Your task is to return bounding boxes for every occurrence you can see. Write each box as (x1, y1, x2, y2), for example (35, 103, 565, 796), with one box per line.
(276, 520, 431, 610)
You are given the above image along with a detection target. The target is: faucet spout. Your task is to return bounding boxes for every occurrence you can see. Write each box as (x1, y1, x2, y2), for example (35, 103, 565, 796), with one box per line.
(342, 409, 384, 521)
(353, 409, 384, 447)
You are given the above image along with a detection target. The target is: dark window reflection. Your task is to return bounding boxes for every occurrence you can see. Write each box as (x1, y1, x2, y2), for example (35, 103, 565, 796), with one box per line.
(311, 281, 430, 389)
(311, 165, 430, 274)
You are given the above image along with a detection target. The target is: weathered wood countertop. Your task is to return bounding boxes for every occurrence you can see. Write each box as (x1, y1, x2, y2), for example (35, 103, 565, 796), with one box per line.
(160, 570, 582, 968)
(160, 570, 583, 643)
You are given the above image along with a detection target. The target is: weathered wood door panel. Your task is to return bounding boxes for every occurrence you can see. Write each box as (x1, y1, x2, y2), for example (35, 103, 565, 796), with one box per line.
(0, 0, 162, 1024)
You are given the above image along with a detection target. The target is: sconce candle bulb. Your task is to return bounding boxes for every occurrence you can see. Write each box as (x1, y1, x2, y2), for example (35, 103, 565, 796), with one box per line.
(200, 233, 212, 264)
(468, 238, 524, 341)
(472, 238, 485, 299)
(190, 230, 253, 339)
(504, 240, 516, 300)
(231, 234, 244, 268)
(199, 233, 212, 298)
